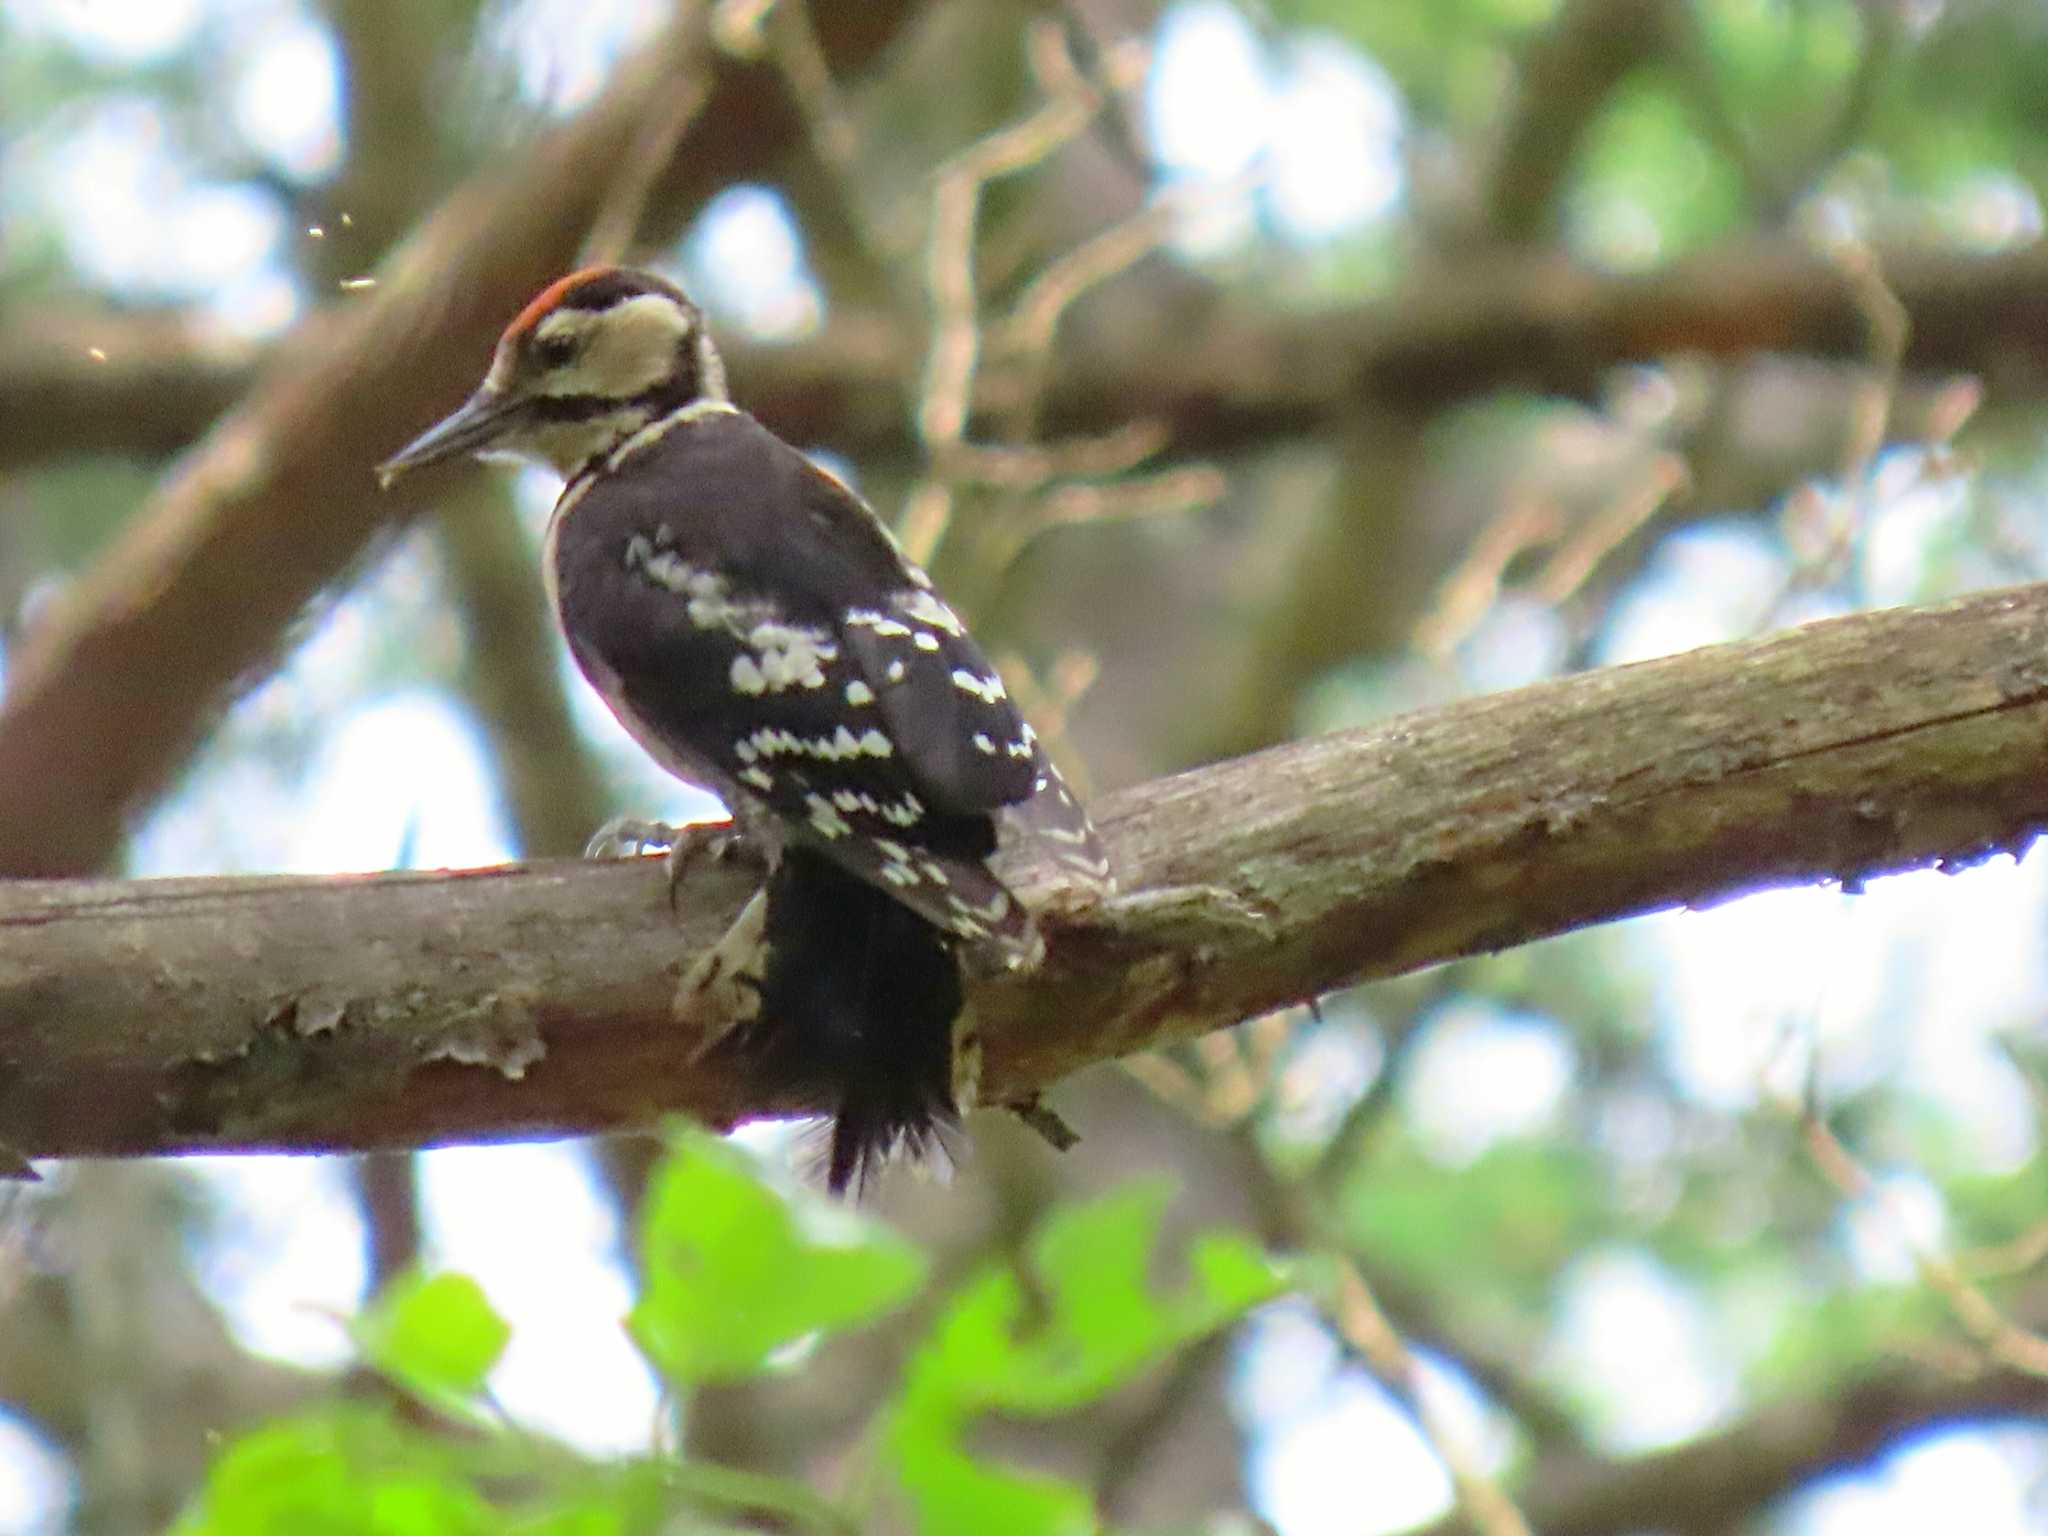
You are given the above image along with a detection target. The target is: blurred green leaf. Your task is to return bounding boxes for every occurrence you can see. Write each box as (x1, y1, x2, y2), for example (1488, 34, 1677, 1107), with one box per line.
(1698, 0, 1861, 106)
(629, 1126, 926, 1387)
(172, 1409, 495, 1536)
(884, 1181, 1287, 1536)
(504, 1464, 716, 1536)
(21, 460, 158, 571)
(175, 1408, 706, 1536)
(1341, 1141, 1602, 1307)
(1570, 76, 1743, 266)
(1749, 1284, 1946, 1391)
(354, 1270, 510, 1415)
(883, 1414, 1095, 1536)
(1279, 0, 1558, 127)
(1948, 1155, 2048, 1246)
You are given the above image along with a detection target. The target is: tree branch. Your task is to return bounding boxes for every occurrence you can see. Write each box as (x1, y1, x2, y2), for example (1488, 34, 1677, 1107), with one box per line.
(23, 236, 2048, 479)
(0, 309, 257, 464)
(4, 585, 2048, 1158)
(1481, 0, 1675, 244)
(1411, 1351, 2048, 1536)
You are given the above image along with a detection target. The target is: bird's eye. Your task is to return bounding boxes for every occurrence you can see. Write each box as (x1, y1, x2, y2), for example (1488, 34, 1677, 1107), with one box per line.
(533, 333, 578, 369)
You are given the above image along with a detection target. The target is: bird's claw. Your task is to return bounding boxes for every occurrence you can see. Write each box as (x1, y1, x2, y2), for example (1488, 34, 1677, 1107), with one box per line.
(585, 817, 769, 915)
(662, 822, 768, 915)
(584, 816, 686, 860)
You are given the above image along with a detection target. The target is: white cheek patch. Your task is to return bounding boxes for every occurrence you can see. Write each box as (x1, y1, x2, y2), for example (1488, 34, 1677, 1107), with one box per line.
(534, 295, 693, 400)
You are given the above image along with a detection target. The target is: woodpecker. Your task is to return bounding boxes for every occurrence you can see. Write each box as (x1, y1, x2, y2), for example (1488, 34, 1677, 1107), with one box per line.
(379, 265, 1111, 1191)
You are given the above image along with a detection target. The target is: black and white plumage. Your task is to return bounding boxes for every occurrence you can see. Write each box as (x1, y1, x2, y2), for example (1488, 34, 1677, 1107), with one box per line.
(379, 266, 1110, 1191)
(741, 846, 964, 1193)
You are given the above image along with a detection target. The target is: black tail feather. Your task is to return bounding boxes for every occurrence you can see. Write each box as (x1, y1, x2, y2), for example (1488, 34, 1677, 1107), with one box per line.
(732, 847, 963, 1196)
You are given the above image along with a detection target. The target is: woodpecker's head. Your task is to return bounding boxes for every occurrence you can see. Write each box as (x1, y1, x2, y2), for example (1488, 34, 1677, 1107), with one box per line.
(378, 266, 727, 485)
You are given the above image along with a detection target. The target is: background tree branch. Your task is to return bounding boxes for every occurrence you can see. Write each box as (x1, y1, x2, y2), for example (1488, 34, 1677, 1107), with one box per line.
(1414, 1343, 2048, 1536)
(1479, 0, 1676, 245)
(21, 235, 2048, 475)
(4, 583, 2047, 1159)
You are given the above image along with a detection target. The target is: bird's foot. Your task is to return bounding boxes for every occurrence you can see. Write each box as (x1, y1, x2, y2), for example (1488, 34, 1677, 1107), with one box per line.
(584, 816, 686, 860)
(662, 821, 770, 915)
(675, 888, 770, 1056)
(586, 816, 769, 915)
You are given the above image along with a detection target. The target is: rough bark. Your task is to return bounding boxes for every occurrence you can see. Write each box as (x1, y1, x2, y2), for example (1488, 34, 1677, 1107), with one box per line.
(3, 585, 2047, 1158)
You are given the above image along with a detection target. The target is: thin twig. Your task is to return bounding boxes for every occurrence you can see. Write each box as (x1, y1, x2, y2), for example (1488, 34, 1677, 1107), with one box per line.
(947, 421, 1170, 491)
(579, 66, 711, 267)
(1121, 1050, 1215, 1119)
(1959, 1219, 2048, 1282)
(990, 163, 1243, 443)
(1770, 232, 1916, 610)
(916, 20, 1107, 456)
(1002, 198, 1184, 361)
(901, 20, 1124, 564)
(1415, 442, 1685, 660)
(1824, 235, 1910, 489)
(1800, 1096, 2048, 1380)
(1333, 1260, 1535, 1536)
(1032, 464, 1228, 532)
(1194, 1029, 1263, 1124)
(1245, 1008, 1294, 1091)
(1305, 1003, 1438, 1201)
(1413, 496, 1561, 660)
(756, 0, 914, 266)
(975, 464, 1228, 581)
(1531, 450, 1689, 605)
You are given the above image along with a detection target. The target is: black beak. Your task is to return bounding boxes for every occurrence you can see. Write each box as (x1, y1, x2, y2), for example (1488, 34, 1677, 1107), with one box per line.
(376, 388, 528, 488)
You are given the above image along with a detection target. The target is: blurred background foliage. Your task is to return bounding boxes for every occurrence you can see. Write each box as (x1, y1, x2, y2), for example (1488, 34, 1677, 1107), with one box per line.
(2, 0, 2047, 1532)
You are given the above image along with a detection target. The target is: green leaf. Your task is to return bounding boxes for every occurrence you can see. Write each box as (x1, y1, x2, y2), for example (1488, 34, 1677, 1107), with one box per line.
(501, 1463, 679, 1536)
(173, 1409, 496, 1536)
(629, 1127, 926, 1386)
(884, 1181, 1287, 1535)
(884, 1414, 1095, 1536)
(180, 1412, 699, 1536)
(354, 1271, 510, 1414)
(1697, 0, 1861, 103)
